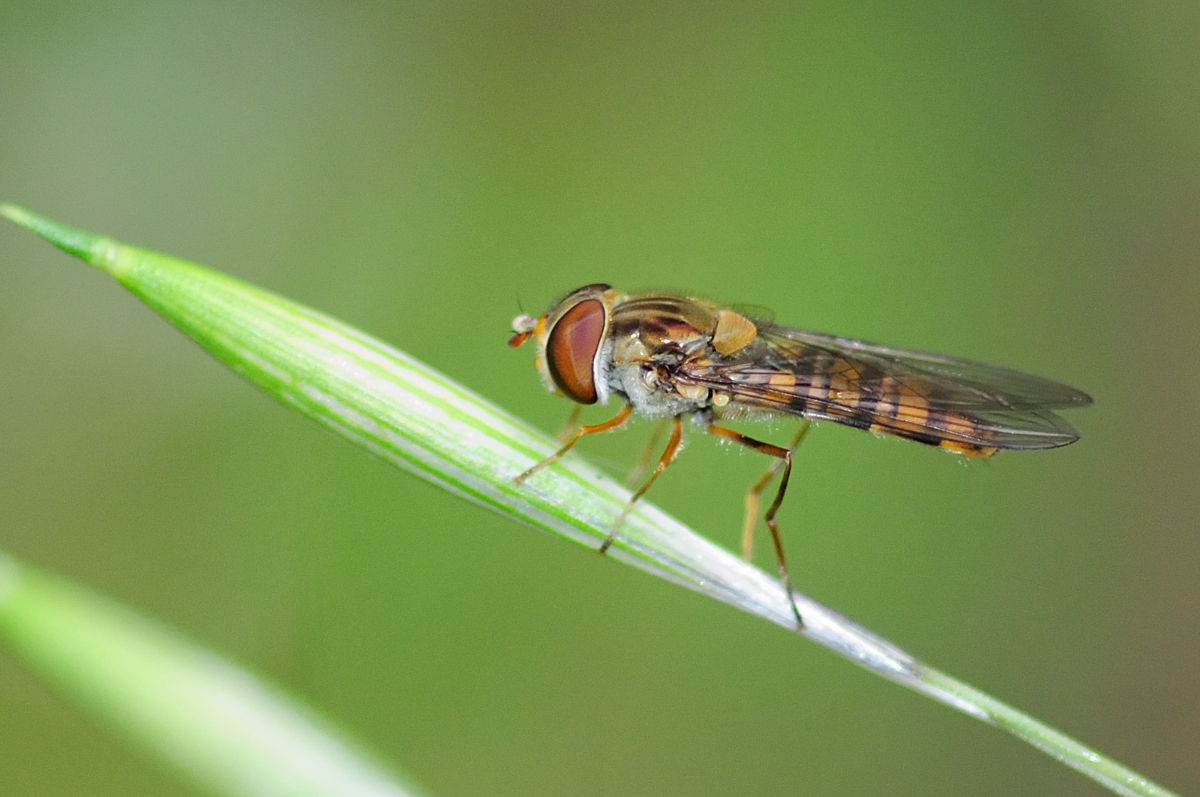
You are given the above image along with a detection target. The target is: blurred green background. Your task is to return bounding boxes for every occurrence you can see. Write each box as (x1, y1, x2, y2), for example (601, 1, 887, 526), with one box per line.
(1, 2, 1197, 795)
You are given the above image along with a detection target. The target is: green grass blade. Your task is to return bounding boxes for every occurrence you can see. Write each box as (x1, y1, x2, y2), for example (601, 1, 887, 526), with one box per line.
(0, 204, 1176, 797)
(0, 551, 429, 797)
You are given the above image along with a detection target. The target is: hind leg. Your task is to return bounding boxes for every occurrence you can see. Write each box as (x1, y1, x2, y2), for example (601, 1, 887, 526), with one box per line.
(741, 421, 811, 562)
(707, 422, 809, 629)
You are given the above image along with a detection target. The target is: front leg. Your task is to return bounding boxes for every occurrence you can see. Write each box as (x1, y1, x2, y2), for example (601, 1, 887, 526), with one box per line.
(515, 403, 633, 484)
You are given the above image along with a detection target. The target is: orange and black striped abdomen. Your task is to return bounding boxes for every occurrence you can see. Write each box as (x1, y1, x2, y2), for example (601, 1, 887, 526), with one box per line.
(710, 347, 1000, 458)
(835, 368, 999, 459)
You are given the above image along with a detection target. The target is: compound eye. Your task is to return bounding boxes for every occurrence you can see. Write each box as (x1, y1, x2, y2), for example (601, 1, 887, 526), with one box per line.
(545, 299, 605, 404)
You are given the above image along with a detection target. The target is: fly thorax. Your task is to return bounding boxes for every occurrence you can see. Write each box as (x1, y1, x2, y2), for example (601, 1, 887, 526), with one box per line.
(607, 357, 698, 418)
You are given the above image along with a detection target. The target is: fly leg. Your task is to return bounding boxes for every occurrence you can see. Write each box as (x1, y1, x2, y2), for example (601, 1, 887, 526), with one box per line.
(554, 405, 583, 442)
(625, 419, 670, 487)
(741, 420, 811, 562)
(707, 423, 806, 629)
(516, 403, 633, 484)
(599, 416, 684, 554)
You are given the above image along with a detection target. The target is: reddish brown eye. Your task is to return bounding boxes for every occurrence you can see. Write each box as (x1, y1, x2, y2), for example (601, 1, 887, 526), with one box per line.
(546, 299, 605, 404)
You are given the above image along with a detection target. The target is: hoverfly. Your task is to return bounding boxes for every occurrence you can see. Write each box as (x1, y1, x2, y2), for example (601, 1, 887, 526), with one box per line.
(508, 284, 1092, 627)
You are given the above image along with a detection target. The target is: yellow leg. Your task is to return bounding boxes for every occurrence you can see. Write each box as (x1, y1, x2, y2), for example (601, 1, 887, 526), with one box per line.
(708, 421, 811, 629)
(554, 405, 583, 442)
(515, 404, 633, 484)
(741, 421, 811, 562)
(625, 419, 670, 487)
(599, 416, 684, 554)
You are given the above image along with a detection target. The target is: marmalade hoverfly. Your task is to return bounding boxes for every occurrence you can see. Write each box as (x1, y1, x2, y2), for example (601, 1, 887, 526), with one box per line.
(508, 284, 1092, 627)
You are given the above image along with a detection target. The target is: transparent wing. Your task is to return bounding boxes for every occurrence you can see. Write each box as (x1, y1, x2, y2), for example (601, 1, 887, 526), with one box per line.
(771, 327, 1093, 410)
(681, 324, 1093, 453)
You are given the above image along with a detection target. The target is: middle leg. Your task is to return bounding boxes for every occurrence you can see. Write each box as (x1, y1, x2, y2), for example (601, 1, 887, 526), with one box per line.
(598, 415, 684, 554)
